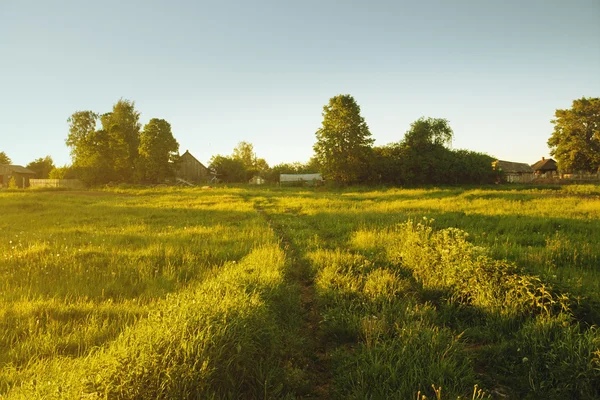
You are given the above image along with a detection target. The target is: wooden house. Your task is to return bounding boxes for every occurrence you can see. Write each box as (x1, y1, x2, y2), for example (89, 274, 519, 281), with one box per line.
(0, 165, 36, 188)
(492, 160, 535, 183)
(531, 157, 558, 177)
(176, 150, 211, 183)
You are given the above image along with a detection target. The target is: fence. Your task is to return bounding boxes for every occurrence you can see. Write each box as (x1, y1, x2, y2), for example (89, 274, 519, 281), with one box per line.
(29, 179, 84, 189)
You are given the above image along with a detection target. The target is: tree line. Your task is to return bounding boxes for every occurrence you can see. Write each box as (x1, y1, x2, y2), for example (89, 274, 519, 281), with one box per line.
(2, 95, 597, 186)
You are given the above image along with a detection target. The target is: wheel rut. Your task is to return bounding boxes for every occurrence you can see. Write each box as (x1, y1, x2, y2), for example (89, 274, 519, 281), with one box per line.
(253, 200, 332, 399)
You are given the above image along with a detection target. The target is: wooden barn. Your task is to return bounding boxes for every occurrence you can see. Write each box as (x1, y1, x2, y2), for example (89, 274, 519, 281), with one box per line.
(531, 157, 558, 177)
(176, 150, 211, 183)
(0, 164, 36, 188)
(492, 160, 535, 183)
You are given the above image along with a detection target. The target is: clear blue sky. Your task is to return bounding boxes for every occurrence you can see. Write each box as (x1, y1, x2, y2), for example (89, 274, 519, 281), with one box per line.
(1, 0, 599, 167)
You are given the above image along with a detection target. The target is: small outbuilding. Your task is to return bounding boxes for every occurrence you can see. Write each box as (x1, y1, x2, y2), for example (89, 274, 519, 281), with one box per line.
(531, 157, 558, 178)
(176, 150, 211, 183)
(249, 176, 265, 185)
(0, 165, 36, 188)
(492, 160, 535, 183)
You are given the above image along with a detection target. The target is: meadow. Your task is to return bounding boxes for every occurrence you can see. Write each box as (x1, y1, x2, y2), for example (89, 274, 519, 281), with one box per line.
(0, 185, 599, 399)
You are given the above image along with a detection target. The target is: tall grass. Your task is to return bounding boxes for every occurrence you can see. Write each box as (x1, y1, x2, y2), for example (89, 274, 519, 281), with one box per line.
(1, 185, 599, 398)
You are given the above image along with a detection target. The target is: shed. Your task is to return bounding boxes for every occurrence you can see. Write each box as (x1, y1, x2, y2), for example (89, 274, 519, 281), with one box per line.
(0, 165, 36, 188)
(280, 173, 323, 186)
(176, 150, 211, 183)
(531, 157, 558, 177)
(249, 176, 265, 185)
(492, 160, 535, 183)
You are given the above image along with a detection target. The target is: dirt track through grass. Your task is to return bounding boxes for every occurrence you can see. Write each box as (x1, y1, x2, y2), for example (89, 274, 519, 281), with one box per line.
(253, 196, 332, 399)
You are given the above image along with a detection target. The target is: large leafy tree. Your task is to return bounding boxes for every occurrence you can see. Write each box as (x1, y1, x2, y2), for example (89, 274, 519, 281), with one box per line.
(66, 111, 112, 185)
(398, 117, 454, 184)
(232, 141, 255, 167)
(100, 99, 141, 182)
(26, 156, 55, 178)
(548, 97, 600, 173)
(138, 119, 179, 183)
(66, 100, 143, 185)
(209, 155, 247, 183)
(232, 141, 269, 178)
(0, 151, 10, 164)
(313, 95, 374, 184)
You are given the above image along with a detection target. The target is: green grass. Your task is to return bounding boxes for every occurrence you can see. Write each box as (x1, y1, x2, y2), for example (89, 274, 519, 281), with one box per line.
(1, 184, 599, 398)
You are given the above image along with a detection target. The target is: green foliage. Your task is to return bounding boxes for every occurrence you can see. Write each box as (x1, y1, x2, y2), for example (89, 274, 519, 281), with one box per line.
(0, 151, 10, 165)
(314, 94, 374, 184)
(138, 118, 179, 183)
(66, 110, 111, 185)
(65, 100, 180, 186)
(100, 99, 141, 183)
(231, 141, 269, 179)
(7, 177, 17, 189)
(548, 97, 600, 173)
(404, 117, 454, 149)
(372, 119, 496, 185)
(209, 155, 248, 182)
(25, 156, 55, 179)
(232, 141, 256, 168)
(48, 166, 74, 179)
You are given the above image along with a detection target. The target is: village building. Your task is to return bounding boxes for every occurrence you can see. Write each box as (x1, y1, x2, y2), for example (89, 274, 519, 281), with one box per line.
(531, 157, 558, 178)
(492, 160, 535, 183)
(280, 173, 323, 186)
(249, 176, 265, 185)
(176, 150, 212, 183)
(0, 165, 36, 188)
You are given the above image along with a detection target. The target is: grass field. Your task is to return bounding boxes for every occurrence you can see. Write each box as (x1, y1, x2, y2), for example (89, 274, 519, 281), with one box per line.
(1, 185, 599, 399)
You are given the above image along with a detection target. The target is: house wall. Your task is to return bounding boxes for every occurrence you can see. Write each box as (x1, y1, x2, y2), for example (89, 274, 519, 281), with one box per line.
(505, 173, 535, 183)
(0, 172, 31, 188)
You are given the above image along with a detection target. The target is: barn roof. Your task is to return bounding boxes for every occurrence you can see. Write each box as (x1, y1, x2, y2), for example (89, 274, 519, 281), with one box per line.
(181, 150, 208, 170)
(493, 160, 534, 173)
(531, 158, 558, 172)
(0, 164, 36, 174)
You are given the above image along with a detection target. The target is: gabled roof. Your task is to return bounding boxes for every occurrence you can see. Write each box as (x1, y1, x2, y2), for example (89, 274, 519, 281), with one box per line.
(531, 158, 558, 171)
(0, 164, 36, 174)
(493, 160, 534, 173)
(181, 150, 208, 170)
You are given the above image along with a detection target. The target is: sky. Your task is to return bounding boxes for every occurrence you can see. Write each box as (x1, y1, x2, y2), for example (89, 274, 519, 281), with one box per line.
(1, 0, 599, 168)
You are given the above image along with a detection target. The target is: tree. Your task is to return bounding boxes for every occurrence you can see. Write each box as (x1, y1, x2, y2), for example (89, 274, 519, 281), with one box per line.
(232, 141, 255, 168)
(66, 111, 112, 185)
(313, 95, 374, 184)
(100, 99, 141, 182)
(49, 166, 75, 179)
(26, 156, 55, 178)
(398, 118, 454, 184)
(403, 117, 453, 150)
(548, 97, 600, 173)
(0, 151, 10, 164)
(209, 155, 247, 183)
(138, 119, 179, 183)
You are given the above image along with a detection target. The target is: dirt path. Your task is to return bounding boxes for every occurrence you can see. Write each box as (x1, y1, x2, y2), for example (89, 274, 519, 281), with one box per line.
(253, 200, 332, 399)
